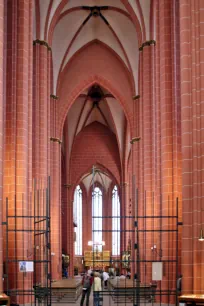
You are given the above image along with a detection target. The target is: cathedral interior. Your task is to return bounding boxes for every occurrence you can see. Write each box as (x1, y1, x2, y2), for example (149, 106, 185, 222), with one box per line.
(0, 0, 203, 305)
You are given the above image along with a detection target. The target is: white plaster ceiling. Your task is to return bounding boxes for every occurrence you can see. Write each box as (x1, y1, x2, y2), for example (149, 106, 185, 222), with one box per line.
(139, 0, 151, 40)
(81, 170, 112, 192)
(67, 96, 85, 156)
(102, 10, 139, 93)
(34, 0, 151, 178)
(39, 0, 50, 40)
(67, 86, 124, 160)
(61, 16, 129, 71)
(62, 0, 128, 12)
(106, 98, 125, 157)
(34, 0, 149, 95)
(52, 10, 88, 95)
(33, 1, 36, 39)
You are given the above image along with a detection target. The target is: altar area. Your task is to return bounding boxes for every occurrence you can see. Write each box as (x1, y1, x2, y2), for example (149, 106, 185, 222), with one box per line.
(84, 250, 111, 269)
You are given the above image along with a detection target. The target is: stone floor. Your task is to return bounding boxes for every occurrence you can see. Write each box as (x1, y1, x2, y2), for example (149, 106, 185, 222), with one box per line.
(55, 291, 168, 306)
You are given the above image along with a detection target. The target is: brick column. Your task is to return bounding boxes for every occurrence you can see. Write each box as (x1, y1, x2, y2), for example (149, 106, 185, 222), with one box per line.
(103, 189, 112, 252)
(50, 95, 61, 280)
(65, 183, 74, 278)
(82, 190, 92, 270)
(33, 41, 51, 179)
(130, 93, 141, 278)
(157, 0, 174, 297)
(180, 0, 204, 293)
(4, 0, 33, 300)
(156, 0, 181, 298)
(121, 182, 128, 253)
(65, 185, 74, 277)
(82, 189, 89, 254)
(33, 40, 51, 284)
(137, 42, 155, 282)
(0, 0, 4, 293)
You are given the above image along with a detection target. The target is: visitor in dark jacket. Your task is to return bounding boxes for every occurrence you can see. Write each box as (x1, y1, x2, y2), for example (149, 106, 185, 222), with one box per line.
(80, 272, 94, 306)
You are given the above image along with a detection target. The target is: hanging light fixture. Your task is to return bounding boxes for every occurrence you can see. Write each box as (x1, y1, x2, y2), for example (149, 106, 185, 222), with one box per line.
(198, 229, 204, 241)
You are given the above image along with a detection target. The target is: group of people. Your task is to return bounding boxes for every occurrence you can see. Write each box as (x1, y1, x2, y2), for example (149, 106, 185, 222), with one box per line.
(80, 270, 102, 306)
(80, 269, 111, 306)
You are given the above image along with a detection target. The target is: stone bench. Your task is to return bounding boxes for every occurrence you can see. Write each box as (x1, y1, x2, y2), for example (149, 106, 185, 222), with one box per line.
(108, 279, 157, 303)
(51, 279, 82, 303)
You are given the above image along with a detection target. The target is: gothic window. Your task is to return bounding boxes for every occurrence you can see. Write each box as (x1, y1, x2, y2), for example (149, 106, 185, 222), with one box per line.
(74, 185, 82, 255)
(112, 185, 120, 255)
(92, 187, 103, 251)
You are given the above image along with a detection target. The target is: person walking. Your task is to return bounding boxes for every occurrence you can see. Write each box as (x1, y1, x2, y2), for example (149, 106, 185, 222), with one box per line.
(80, 272, 93, 306)
(93, 272, 102, 306)
(177, 274, 182, 296)
(102, 271, 109, 289)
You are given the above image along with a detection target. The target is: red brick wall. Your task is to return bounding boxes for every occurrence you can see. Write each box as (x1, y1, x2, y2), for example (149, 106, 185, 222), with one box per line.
(70, 122, 121, 187)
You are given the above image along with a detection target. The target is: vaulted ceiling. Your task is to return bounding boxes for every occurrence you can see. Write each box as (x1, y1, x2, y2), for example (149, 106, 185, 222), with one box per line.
(34, 0, 153, 186)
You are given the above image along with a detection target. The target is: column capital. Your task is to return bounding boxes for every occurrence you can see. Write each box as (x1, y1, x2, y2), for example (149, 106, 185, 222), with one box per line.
(130, 137, 141, 144)
(133, 95, 140, 100)
(50, 94, 59, 100)
(33, 39, 52, 51)
(50, 137, 62, 144)
(139, 40, 156, 51)
(63, 184, 72, 189)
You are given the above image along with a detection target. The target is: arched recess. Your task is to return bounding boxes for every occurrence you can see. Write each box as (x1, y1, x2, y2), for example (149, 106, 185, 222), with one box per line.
(69, 122, 121, 188)
(72, 163, 119, 195)
(56, 42, 134, 139)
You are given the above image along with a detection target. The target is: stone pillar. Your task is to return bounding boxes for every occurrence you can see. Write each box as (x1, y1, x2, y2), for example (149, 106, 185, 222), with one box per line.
(103, 188, 112, 253)
(33, 40, 51, 179)
(82, 190, 92, 272)
(50, 95, 61, 280)
(156, 0, 174, 297)
(33, 40, 51, 284)
(4, 0, 33, 300)
(180, 0, 204, 293)
(66, 186, 74, 278)
(130, 92, 141, 278)
(137, 41, 155, 282)
(155, 0, 182, 298)
(82, 189, 89, 254)
(120, 182, 128, 253)
(0, 0, 4, 293)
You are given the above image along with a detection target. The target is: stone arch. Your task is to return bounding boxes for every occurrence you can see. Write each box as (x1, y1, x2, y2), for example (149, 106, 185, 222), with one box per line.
(70, 162, 119, 204)
(57, 74, 133, 140)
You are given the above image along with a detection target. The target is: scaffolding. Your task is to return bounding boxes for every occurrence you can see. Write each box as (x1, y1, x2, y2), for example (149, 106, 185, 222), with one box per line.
(3, 178, 51, 306)
(89, 167, 182, 306)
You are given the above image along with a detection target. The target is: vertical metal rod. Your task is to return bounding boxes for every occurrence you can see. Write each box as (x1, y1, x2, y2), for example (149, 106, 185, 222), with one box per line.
(6, 197, 9, 295)
(168, 195, 170, 306)
(14, 194, 17, 304)
(46, 185, 49, 306)
(92, 166, 95, 275)
(176, 198, 179, 306)
(159, 193, 162, 306)
(34, 179, 37, 306)
(48, 176, 51, 306)
(136, 188, 140, 306)
(144, 190, 147, 306)
(22, 193, 25, 306)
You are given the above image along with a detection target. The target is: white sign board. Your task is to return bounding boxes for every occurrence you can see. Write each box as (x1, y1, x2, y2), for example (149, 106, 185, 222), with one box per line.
(152, 262, 163, 280)
(19, 261, 34, 272)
